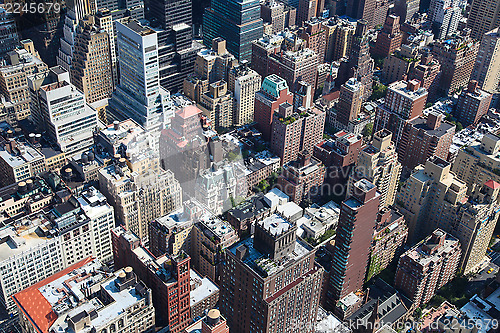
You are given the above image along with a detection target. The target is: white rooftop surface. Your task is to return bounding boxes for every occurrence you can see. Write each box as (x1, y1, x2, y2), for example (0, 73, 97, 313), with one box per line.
(316, 307, 352, 333)
(276, 202, 302, 218)
(77, 187, 112, 219)
(339, 292, 361, 307)
(300, 217, 327, 235)
(0, 141, 44, 168)
(156, 208, 192, 230)
(199, 210, 234, 238)
(264, 188, 289, 209)
(0, 217, 54, 262)
(47, 261, 147, 333)
(460, 295, 497, 333)
(258, 214, 292, 236)
(100, 119, 145, 146)
(190, 269, 219, 307)
(485, 286, 500, 311)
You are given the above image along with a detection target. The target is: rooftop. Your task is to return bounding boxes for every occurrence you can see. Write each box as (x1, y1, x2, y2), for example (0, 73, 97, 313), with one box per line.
(13, 258, 152, 333)
(0, 139, 44, 168)
(388, 80, 428, 100)
(189, 269, 219, 307)
(404, 229, 459, 266)
(261, 74, 289, 98)
(257, 214, 292, 236)
(122, 18, 155, 36)
(229, 235, 311, 278)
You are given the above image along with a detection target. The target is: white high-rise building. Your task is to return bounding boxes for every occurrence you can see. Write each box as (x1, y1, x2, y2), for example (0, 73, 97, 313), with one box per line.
(36, 67, 98, 157)
(109, 18, 174, 146)
(0, 187, 114, 313)
(230, 64, 261, 126)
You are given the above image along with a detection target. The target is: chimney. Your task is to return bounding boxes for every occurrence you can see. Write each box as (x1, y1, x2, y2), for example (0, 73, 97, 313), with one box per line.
(426, 112, 442, 130)
(407, 80, 421, 92)
(278, 102, 293, 118)
(298, 150, 312, 167)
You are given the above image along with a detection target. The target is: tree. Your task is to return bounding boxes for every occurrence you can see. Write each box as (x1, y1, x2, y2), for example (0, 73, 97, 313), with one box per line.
(363, 123, 373, 138)
(373, 55, 385, 69)
(370, 83, 388, 101)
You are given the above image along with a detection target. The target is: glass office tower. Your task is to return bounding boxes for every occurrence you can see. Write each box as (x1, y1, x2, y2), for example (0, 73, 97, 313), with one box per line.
(203, 0, 263, 62)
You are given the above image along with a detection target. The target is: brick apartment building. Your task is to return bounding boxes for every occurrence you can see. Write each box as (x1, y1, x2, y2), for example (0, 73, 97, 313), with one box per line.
(254, 74, 293, 141)
(456, 80, 493, 127)
(395, 229, 461, 308)
(112, 227, 192, 333)
(398, 111, 455, 173)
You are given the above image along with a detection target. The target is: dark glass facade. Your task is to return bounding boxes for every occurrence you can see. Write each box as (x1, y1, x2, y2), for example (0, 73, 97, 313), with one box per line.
(203, 0, 263, 62)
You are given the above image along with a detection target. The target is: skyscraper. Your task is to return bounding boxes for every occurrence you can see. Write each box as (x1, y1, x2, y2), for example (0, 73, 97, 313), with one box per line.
(261, 0, 286, 34)
(219, 214, 323, 332)
(398, 112, 455, 173)
(472, 28, 500, 106)
(35, 67, 98, 157)
(373, 15, 402, 58)
(334, 78, 364, 129)
(456, 80, 492, 127)
(326, 179, 380, 309)
(267, 48, 319, 93)
(432, 31, 480, 96)
(70, 17, 113, 104)
(99, 156, 182, 242)
(374, 80, 428, 145)
(299, 19, 327, 63)
(452, 133, 500, 195)
(408, 51, 442, 102)
(57, 0, 98, 71)
(396, 157, 468, 243)
(203, 0, 264, 62)
(108, 18, 173, 143)
(149, 0, 191, 28)
(345, 0, 375, 27)
(395, 229, 461, 308)
(270, 96, 326, 166)
(112, 227, 192, 333)
(199, 80, 235, 129)
(466, 0, 500, 39)
(394, 0, 420, 22)
(20, 0, 66, 67)
(254, 74, 293, 141)
(297, 0, 322, 25)
(336, 20, 374, 101)
(0, 6, 19, 56)
(229, 64, 262, 126)
(150, 0, 201, 92)
(0, 41, 48, 125)
(95, 9, 118, 86)
(349, 130, 401, 208)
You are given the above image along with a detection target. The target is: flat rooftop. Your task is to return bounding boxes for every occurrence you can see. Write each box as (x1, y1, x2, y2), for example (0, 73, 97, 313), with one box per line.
(228, 235, 311, 278)
(13, 258, 151, 333)
(190, 269, 219, 307)
(257, 214, 292, 236)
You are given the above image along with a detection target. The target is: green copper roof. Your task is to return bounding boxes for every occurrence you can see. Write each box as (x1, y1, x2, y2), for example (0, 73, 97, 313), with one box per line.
(261, 74, 288, 98)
